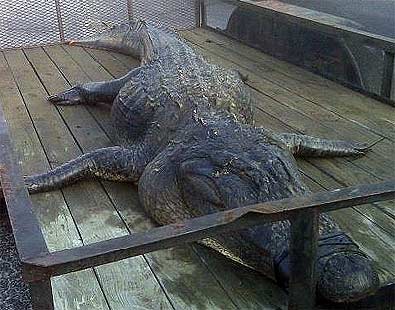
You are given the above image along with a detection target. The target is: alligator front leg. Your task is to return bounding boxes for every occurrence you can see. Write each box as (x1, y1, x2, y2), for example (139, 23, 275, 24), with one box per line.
(48, 68, 139, 105)
(275, 133, 373, 157)
(25, 146, 150, 194)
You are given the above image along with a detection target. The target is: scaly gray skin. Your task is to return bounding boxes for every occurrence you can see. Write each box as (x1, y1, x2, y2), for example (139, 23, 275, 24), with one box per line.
(12, 20, 379, 303)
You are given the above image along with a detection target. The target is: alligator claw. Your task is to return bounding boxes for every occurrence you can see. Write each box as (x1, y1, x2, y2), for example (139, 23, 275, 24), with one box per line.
(353, 142, 369, 151)
(352, 143, 369, 155)
(346, 138, 385, 157)
(47, 94, 65, 103)
(340, 141, 370, 156)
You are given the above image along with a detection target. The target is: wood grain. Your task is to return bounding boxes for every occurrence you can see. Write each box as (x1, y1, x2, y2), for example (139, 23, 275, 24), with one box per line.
(23, 47, 173, 310)
(0, 51, 110, 310)
(0, 25, 393, 309)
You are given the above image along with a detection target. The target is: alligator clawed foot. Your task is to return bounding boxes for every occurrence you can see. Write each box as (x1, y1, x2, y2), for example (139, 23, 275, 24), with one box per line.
(47, 86, 84, 106)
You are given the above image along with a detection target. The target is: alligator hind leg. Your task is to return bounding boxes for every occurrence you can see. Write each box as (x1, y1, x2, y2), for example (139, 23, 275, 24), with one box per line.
(25, 146, 149, 194)
(276, 133, 372, 157)
(48, 68, 139, 105)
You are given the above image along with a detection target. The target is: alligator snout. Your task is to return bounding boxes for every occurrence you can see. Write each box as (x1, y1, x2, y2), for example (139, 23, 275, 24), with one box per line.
(276, 232, 379, 303)
(318, 252, 379, 303)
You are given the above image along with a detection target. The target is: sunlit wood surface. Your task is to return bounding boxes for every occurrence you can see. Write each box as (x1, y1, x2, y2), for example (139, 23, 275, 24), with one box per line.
(0, 27, 393, 309)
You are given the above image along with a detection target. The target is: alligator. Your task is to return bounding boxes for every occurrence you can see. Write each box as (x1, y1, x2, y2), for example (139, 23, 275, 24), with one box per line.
(4, 20, 380, 303)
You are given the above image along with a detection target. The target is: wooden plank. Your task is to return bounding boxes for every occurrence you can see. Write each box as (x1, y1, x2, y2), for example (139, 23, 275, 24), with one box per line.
(85, 47, 293, 309)
(0, 105, 48, 260)
(109, 51, 140, 69)
(0, 102, 54, 308)
(181, 28, 395, 141)
(86, 49, 136, 78)
(191, 245, 288, 309)
(0, 52, 110, 310)
(5, 50, 172, 309)
(41, 45, 241, 310)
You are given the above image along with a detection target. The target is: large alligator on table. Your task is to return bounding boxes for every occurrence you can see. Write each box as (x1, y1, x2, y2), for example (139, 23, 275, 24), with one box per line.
(16, 20, 380, 303)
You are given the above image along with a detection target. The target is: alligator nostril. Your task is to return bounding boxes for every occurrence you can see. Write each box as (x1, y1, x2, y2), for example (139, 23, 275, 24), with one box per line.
(317, 253, 380, 303)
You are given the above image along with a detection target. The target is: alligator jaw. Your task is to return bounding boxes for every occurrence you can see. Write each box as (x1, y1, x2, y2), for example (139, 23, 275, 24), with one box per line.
(317, 252, 379, 303)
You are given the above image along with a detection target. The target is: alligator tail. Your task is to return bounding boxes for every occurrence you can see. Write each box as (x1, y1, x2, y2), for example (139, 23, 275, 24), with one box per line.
(69, 19, 150, 61)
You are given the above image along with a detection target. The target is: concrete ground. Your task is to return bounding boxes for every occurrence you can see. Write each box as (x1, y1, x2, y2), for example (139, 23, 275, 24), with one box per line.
(0, 199, 32, 310)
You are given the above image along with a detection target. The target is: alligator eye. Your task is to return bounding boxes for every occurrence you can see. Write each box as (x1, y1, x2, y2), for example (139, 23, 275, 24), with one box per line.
(179, 159, 224, 208)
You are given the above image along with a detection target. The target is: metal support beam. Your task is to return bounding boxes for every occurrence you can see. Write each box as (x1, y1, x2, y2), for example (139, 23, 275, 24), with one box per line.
(23, 180, 395, 282)
(127, 0, 134, 21)
(54, 0, 65, 42)
(198, 0, 207, 28)
(229, 0, 395, 53)
(381, 51, 395, 98)
(289, 209, 319, 309)
(29, 278, 54, 310)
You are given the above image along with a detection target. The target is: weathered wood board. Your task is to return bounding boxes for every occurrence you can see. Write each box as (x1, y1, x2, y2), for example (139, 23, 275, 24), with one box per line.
(0, 26, 393, 309)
